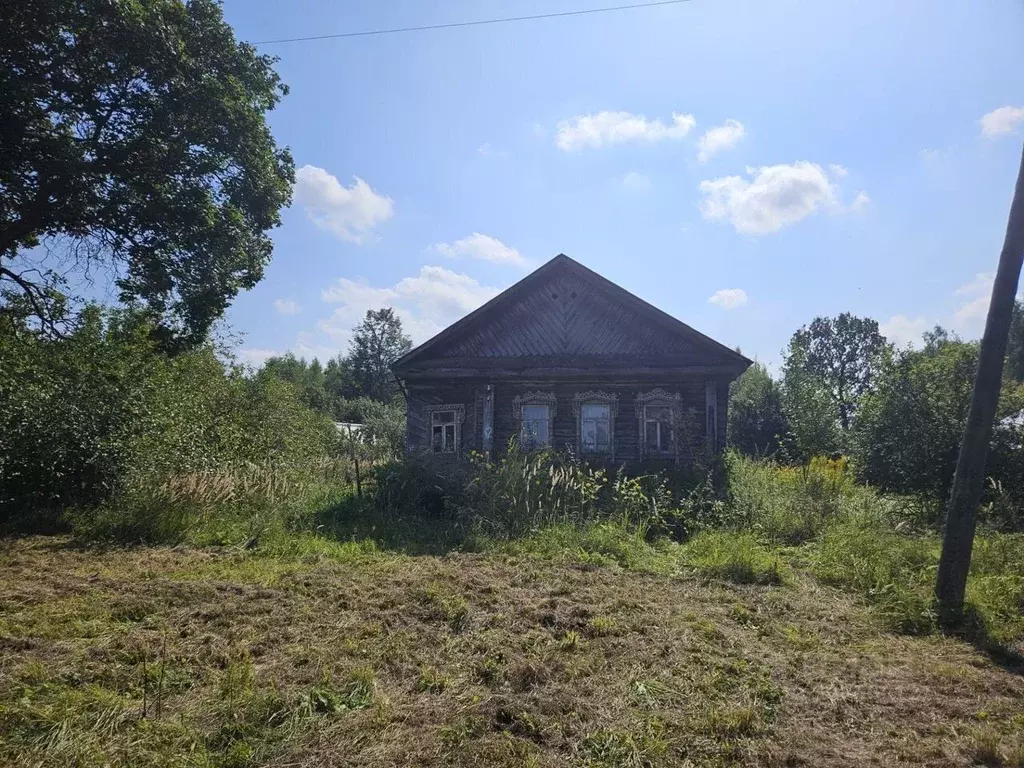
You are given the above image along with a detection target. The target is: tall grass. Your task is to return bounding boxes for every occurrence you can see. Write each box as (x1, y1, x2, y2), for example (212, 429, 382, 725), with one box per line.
(726, 452, 1024, 647)
(69, 461, 353, 546)
(727, 454, 868, 544)
(463, 444, 608, 537)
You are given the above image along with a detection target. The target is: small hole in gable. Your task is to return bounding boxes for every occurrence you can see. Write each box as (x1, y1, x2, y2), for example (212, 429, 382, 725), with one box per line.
(570, 291, 578, 299)
(551, 292, 558, 300)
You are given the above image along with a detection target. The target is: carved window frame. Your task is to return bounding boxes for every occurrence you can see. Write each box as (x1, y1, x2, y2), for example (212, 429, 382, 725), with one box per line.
(424, 403, 466, 454)
(635, 389, 682, 458)
(573, 391, 618, 459)
(512, 392, 557, 449)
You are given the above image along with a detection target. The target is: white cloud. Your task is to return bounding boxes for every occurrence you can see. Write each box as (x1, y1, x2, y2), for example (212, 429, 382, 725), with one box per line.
(236, 348, 278, 367)
(554, 110, 695, 151)
(293, 165, 394, 243)
(621, 171, 652, 193)
(319, 265, 500, 348)
(880, 315, 930, 348)
(273, 298, 301, 315)
(430, 233, 526, 267)
(699, 161, 847, 235)
(955, 272, 996, 298)
(697, 119, 745, 163)
(979, 106, 1024, 139)
(707, 288, 748, 309)
(829, 164, 849, 177)
(848, 190, 872, 212)
(952, 272, 994, 334)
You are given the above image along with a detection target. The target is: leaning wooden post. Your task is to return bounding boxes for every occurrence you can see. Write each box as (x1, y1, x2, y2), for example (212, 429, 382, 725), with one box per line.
(936, 144, 1024, 618)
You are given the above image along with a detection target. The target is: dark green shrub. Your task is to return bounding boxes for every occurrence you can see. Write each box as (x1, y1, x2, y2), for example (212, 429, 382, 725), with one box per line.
(0, 307, 339, 540)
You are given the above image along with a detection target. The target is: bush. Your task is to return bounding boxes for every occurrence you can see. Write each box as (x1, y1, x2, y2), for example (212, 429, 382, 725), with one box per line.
(726, 452, 876, 544)
(371, 452, 471, 520)
(728, 362, 788, 458)
(464, 443, 608, 537)
(852, 339, 1024, 519)
(0, 308, 341, 541)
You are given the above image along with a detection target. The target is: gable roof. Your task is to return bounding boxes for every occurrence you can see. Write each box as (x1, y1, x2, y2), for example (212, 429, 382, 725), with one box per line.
(393, 254, 752, 376)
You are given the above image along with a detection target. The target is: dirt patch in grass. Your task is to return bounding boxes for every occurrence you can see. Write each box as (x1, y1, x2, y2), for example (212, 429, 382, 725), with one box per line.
(0, 536, 1022, 767)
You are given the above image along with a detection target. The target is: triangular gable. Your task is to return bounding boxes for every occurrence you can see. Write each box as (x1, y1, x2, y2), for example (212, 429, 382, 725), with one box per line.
(393, 254, 751, 373)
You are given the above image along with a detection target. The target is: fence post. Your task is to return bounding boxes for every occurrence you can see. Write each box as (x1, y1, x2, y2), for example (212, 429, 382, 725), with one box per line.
(348, 424, 362, 498)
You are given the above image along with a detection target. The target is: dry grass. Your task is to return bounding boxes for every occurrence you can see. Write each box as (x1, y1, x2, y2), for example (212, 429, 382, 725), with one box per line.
(1, 536, 1022, 767)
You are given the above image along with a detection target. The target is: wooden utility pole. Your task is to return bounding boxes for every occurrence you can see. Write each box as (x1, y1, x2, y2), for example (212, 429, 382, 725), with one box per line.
(936, 145, 1024, 617)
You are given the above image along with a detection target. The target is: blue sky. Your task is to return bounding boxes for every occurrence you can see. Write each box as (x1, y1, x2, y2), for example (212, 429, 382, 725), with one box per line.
(221, 0, 1024, 372)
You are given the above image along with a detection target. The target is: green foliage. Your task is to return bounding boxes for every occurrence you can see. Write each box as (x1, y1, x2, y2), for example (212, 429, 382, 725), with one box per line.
(728, 362, 788, 458)
(1, 0, 293, 347)
(465, 443, 608, 537)
(814, 520, 1024, 643)
(496, 521, 681, 573)
(852, 337, 1024, 517)
(813, 520, 940, 634)
(679, 531, 786, 585)
(781, 344, 844, 461)
(253, 311, 409, 464)
(259, 354, 336, 414)
(372, 451, 472, 520)
(789, 313, 889, 431)
(347, 308, 412, 402)
(0, 307, 339, 540)
(726, 452, 876, 544)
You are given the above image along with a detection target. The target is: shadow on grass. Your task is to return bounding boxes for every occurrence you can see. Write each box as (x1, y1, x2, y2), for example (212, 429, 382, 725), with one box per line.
(313, 494, 474, 557)
(940, 606, 1024, 677)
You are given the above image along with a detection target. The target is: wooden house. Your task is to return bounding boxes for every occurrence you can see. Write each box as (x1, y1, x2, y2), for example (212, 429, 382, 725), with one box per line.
(391, 254, 751, 464)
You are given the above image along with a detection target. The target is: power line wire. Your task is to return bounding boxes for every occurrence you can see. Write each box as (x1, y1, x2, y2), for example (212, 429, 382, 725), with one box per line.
(253, 0, 693, 45)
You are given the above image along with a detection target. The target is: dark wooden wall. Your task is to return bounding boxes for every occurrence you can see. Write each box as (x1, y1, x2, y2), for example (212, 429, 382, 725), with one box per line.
(404, 377, 730, 462)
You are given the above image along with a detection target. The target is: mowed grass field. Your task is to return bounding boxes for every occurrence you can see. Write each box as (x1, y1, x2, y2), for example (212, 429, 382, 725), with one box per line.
(0, 535, 1022, 768)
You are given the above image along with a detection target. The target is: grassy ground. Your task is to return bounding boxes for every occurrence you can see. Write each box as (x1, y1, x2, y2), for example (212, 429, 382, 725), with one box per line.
(1, 533, 1022, 768)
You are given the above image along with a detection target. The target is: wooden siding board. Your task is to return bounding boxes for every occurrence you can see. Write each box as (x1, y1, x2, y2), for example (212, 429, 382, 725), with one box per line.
(407, 378, 721, 461)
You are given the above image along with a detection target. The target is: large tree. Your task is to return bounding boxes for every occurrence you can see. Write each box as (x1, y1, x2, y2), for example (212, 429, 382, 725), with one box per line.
(852, 338, 988, 503)
(1, 0, 293, 348)
(789, 313, 888, 431)
(349, 308, 412, 402)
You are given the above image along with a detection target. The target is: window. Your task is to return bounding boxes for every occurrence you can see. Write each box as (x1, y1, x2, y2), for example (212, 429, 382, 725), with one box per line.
(635, 389, 681, 458)
(573, 391, 617, 457)
(521, 404, 551, 448)
(580, 403, 612, 452)
(643, 404, 672, 452)
(430, 410, 459, 453)
(513, 392, 557, 450)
